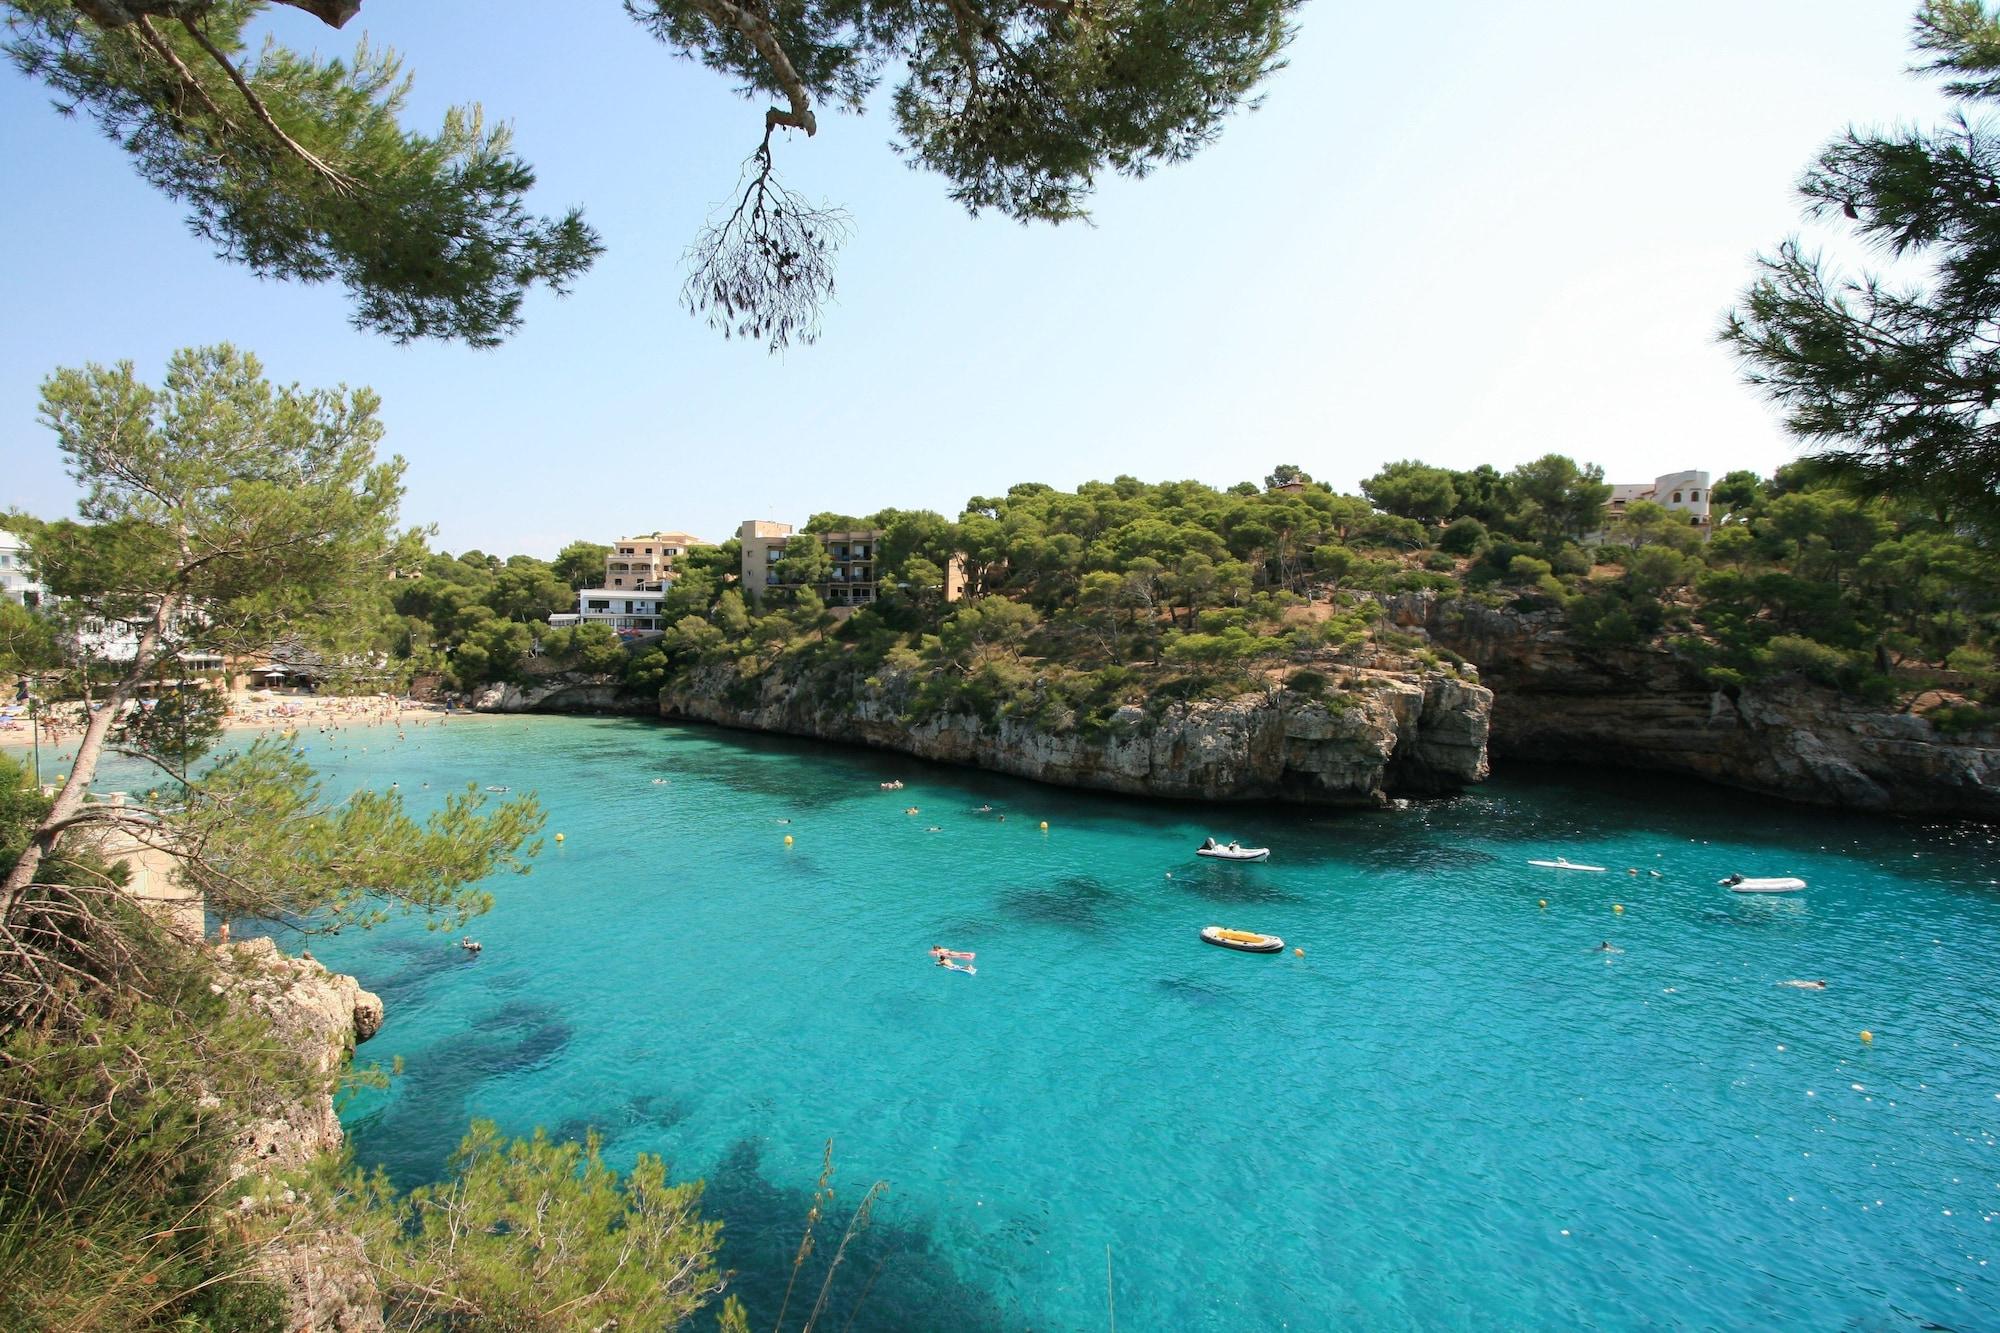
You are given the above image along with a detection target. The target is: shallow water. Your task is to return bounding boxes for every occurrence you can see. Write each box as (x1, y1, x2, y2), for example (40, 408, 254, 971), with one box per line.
(28, 716, 2000, 1329)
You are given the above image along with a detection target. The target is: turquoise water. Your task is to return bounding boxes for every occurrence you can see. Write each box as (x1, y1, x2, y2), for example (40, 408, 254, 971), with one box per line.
(21, 717, 2000, 1329)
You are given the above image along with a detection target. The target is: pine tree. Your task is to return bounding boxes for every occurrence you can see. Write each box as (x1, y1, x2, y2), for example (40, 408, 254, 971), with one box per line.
(1724, 1, 2000, 531)
(8, 0, 1302, 349)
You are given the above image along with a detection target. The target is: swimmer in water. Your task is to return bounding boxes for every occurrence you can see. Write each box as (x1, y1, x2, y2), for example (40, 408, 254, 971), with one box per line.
(775, 818, 791, 825)
(926, 825, 941, 832)
(1591, 941, 1623, 953)
(1777, 979, 1829, 990)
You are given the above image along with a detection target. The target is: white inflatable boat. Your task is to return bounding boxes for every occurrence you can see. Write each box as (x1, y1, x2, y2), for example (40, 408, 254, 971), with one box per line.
(1721, 874, 1807, 893)
(1196, 838, 1270, 862)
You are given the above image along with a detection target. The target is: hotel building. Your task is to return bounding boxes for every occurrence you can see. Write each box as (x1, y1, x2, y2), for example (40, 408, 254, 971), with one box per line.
(738, 520, 965, 608)
(605, 531, 710, 590)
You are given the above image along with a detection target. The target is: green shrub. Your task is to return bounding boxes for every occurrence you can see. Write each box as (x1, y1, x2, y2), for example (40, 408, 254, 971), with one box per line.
(1853, 673, 1898, 705)
(1569, 592, 1642, 647)
(1551, 543, 1592, 577)
(1285, 668, 1328, 697)
(1945, 645, 1995, 676)
(345, 1122, 732, 1332)
(1506, 554, 1553, 584)
(1931, 704, 2000, 735)
(1438, 516, 1488, 555)
(1760, 634, 1854, 687)
(1704, 666, 1748, 690)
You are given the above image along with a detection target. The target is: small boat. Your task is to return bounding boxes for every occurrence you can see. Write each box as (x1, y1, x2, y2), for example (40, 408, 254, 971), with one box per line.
(1528, 858, 1607, 872)
(1721, 874, 1806, 893)
(1196, 837, 1270, 862)
(1201, 925, 1285, 953)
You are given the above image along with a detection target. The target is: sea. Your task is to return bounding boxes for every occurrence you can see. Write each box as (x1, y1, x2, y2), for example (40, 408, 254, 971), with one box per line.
(14, 714, 2000, 1330)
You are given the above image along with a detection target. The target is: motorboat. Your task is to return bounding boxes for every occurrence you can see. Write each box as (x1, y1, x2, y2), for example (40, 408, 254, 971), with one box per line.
(1201, 925, 1285, 953)
(1721, 874, 1806, 893)
(1528, 857, 1607, 872)
(1196, 837, 1270, 862)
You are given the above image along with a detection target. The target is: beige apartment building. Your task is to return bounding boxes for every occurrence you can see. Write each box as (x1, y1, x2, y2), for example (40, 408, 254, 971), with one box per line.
(606, 531, 710, 590)
(737, 520, 965, 607)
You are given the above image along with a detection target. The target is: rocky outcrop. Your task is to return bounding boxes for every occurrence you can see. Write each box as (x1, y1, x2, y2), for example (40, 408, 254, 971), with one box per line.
(1383, 592, 2000, 820)
(214, 938, 386, 1333)
(474, 671, 652, 715)
(661, 664, 1491, 805)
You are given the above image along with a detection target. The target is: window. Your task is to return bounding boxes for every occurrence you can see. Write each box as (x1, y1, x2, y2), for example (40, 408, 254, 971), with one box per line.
(1690, 490, 1701, 502)
(1671, 491, 1682, 503)
(587, 600, 610, 611)
(613, 578, 623, 587)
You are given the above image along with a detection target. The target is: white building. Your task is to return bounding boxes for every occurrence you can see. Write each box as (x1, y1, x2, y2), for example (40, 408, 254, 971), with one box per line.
(73, 610, 224, 672)
(1604, 470, 1712, 535)
(0, 529, 45, 606)
(551, 587, 670, 635)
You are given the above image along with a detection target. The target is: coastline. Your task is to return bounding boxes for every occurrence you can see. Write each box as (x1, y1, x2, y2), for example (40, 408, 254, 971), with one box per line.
(0, 690, 507, 768)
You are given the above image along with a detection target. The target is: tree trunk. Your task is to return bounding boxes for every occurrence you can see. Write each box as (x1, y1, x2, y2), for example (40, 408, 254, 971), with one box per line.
(1, 593, 179, 915)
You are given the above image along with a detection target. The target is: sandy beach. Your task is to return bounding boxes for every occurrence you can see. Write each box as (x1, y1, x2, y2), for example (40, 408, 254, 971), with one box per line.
(0, 688, 503, 768)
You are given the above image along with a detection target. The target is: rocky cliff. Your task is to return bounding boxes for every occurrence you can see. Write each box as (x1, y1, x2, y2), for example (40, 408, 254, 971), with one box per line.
(661, 663, 1491, 805)
(1384, 592, 2000, 820)
(215, 938, 386, 1333)
(474, 672, 651, 715)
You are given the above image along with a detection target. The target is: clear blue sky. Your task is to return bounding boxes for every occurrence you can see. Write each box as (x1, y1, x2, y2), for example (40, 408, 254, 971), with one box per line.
(0, 1, 1943, 556)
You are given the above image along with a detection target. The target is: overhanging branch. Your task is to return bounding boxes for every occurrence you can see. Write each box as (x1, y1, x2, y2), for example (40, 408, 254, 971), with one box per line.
(689, 0, 818, 136)
(176, 13, 361, 193)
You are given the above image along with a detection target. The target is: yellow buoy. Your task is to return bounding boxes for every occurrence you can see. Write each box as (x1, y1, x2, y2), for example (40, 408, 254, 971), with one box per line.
(1538, 899, 1547, 909)
(1613, 904, 1624, 914)
(1860, 1029, 1873, 1042)
(1293, 947, 1304, 957)
(1039, 820, 1049, 831)
(783, 834, 794, 846)
(554, 833, 564, 843)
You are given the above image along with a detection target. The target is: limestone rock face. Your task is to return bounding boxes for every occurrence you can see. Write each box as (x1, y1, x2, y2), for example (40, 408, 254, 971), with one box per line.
(661, 665, 1492, 806)
(214, 938, 386, 1332)
(474, 671, 650, 715)
(1385, 591, 2000, 820)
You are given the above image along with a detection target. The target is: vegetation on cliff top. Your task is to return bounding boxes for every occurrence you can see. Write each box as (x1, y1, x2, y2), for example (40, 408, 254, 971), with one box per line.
(400, 457, 1995, 738)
